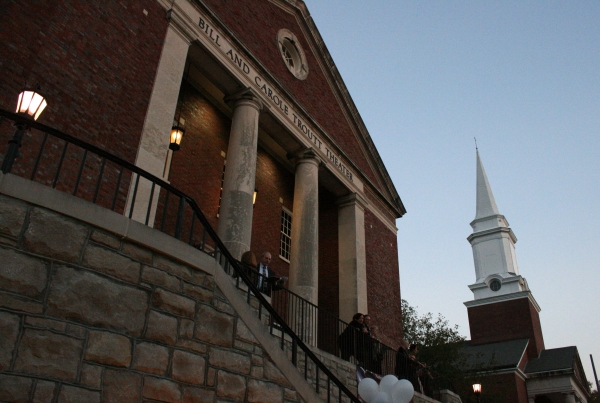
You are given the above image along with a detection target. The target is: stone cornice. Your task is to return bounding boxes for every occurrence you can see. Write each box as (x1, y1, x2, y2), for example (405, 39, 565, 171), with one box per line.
(467, 226, 517, 244)
(188, 0, 405, 219)
(471, 366, 528, 381)
(289, 147, 323, 167)
(166, 5, 200, 44)
(470, 213, 508, 227)
(336, 193, 368, 211)
(468, 274, 525, 290)
(292, 3, 405, 217)
(464, 290, 541, 313)
(223, 87, 265, 110)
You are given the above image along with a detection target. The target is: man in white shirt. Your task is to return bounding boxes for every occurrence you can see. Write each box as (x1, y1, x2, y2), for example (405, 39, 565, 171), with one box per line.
(257, 251, 272, 293)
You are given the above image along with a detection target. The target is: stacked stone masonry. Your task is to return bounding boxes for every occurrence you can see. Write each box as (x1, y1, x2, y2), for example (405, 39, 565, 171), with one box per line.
(0, 194, 304, 403)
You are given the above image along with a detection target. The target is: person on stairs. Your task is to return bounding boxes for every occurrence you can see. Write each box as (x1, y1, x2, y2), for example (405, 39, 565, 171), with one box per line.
(256, 251, 287, 294)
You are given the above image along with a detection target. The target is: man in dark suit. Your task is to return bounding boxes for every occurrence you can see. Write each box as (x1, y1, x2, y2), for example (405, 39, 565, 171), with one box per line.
(257, 251, 287, 294)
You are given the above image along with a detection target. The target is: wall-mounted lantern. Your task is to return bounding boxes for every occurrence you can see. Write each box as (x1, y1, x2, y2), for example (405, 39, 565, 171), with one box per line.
(16, 86, 48, 120)
(473, 383, 482, 402)
(2, 85, 48, 174)
(253, 188, 258, 205)
(169, 117, 185, 151)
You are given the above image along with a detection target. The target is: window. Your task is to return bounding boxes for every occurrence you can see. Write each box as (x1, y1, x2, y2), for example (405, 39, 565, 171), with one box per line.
(277, 29, 308, 80)
(280, 208, 292, 262)
(489, 279, 501, 292)
(281, 42, 295, 68)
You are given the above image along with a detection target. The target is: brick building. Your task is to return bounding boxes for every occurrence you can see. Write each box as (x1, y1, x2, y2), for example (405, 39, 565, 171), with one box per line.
(0, 0, 405, 340)
(460, 151, 590, 403)
(0, 0, 407, 401)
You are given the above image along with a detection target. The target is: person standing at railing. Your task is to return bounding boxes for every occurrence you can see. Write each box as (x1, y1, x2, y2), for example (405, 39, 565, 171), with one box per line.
(409, 343, 434, 396)
(240, 251, 258, 281)
(396, 339, 421, 394)
(256, 251, 287, 294)
(366, 325, 383, 374)
(339, 313, 368, 361)
(395, 339, 412, 379)
(257, 251, 273, 293)
(364, 314, 372, 335)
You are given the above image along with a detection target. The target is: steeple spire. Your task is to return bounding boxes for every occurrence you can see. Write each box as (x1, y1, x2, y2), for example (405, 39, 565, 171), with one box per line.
(464, 148, 544, 359)
(467, 148, 526, 299)
(475, 149, 500, 220)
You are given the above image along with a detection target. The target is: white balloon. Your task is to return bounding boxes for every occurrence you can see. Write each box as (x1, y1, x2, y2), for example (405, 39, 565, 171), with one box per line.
(391, 379, 414, 403)
(358, 378, 379, 403)
(379, 374, 399, 394)
(372, 391, 392, 403)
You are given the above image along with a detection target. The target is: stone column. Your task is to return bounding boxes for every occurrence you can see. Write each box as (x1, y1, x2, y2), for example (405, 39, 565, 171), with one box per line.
(564, 393, 577, 403)
(216, 88, 262, 260)
(127, 14, 194, 225)
(288, 149, 320, 346)
(337, 193, 368, 323)
(289, 149, 321, 304)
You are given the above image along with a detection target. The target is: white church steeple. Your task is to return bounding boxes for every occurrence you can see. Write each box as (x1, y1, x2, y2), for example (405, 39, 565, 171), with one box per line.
(475, 150, 500, 220)
(467, 150, 530, 300)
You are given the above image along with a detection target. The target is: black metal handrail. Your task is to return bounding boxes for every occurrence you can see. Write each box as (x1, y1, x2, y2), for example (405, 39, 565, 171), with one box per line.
(0, 108, 361, 402)
(231, 260, 441, 397)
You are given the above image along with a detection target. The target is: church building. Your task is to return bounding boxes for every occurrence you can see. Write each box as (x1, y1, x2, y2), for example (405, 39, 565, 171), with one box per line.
(461, 151, 590, 403)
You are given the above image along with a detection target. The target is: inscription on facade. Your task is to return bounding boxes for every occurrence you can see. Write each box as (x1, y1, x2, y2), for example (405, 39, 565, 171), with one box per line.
(198, 16, 354, 183)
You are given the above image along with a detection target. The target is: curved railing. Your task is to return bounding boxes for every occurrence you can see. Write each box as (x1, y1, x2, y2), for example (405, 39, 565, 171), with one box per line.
(0, 108, 361, 402)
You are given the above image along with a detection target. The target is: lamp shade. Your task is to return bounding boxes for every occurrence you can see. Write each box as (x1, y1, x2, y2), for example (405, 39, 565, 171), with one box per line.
(169, 120, 185, 151)
(472, 383, 482, 395)
(16, 88, 47, 120)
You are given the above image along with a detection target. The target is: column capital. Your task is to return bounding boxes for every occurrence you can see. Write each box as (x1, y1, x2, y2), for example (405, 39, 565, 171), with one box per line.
(336, 192, 368, 210)
(224, 87, 264, 111)
(166, 8, 197, 45)
(288, 147, 323, 167)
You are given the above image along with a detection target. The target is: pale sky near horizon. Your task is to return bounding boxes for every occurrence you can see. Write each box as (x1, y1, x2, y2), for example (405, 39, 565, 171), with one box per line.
(307, 0, 600, 389)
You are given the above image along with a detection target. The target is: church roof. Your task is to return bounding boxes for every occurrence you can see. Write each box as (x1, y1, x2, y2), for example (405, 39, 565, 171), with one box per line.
(461, 339, 529, 370)
(525, 346, 591, 397)
(474, 150, 500, 220)
(525, 346, 578, 374)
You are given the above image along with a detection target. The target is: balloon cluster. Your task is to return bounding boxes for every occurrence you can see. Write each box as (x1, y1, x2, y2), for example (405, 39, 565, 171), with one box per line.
(358, 375, 414, 403)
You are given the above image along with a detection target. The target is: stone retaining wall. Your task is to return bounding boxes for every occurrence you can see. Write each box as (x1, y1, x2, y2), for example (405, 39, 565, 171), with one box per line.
(0, 193, 303, 403)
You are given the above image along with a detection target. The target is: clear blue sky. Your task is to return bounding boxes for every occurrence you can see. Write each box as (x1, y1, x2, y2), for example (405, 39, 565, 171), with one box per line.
(307, 0, 600, 388)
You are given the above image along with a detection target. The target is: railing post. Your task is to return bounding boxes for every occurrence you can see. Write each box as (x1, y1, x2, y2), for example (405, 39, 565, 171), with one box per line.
(174, 196, 185, 239)
(292, 338, 297, 366)
(2, 123, 27, 174)
(1, 123, 27, 174)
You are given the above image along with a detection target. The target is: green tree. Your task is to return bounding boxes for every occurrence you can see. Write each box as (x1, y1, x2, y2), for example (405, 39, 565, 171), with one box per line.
(401, 299, 467, 389)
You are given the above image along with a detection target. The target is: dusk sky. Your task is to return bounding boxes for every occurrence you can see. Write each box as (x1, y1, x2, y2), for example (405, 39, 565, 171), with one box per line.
(307, 0, 600, 387)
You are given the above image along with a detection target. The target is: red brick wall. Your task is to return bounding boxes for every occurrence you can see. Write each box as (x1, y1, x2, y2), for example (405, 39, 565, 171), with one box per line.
(364, 209, 401, 347)
(457, 372, 524, 403)
(165, 81, 231, 232)
(515, 372, 529, 403)
(468, 297, 545, 359)
(250, 147, 295, 278)
(0, 0, 167, 215)
(0, 0, 167, 163)
(199, 0, 379, 188)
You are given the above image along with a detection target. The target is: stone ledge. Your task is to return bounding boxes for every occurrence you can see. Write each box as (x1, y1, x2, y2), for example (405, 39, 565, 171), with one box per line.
(0, 172, 215, 277)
